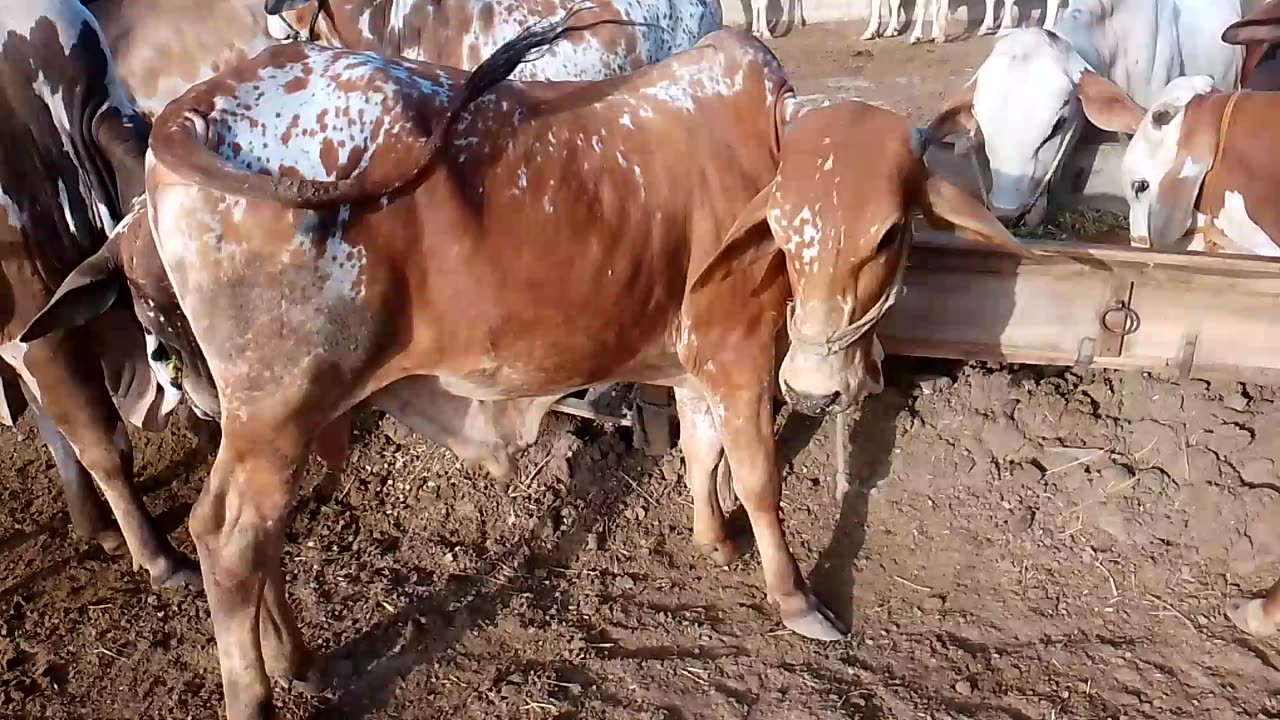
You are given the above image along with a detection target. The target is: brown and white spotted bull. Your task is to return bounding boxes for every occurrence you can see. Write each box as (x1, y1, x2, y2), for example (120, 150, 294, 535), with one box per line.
(87, 0, 286, 117)
(1080, 76, 1280, 255)
(1222, 0, 1280, 90)
(26, 16, 1028, 716)
(0, 0, 202, 587)
(265, 0, 722, 80)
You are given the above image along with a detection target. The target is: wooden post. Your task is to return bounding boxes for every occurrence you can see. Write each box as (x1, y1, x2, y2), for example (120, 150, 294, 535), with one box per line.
(833, 411, 853, 501)
(633, 384, 674, 456)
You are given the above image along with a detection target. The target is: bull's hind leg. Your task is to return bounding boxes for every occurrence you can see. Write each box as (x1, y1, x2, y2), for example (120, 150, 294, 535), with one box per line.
(191, 420, 312, 720)
(1227, 576, 1280, 638)
(23, 334, 199, 589)
(24, 386, 126, 554)
(674, 388, 737, 564)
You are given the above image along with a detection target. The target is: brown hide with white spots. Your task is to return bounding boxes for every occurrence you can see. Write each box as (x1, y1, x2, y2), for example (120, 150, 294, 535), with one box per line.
(1188, 92, 1280, 253)
(273, 0, 722, 80)
(0, 0, 199, 589)
(87, 0, 281, 117)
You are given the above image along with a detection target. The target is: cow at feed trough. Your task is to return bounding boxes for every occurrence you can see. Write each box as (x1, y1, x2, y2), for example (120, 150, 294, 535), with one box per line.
(927, 0, 1243, 229)
(24, 11, 1033, 716)
(1079, 75, 1280, 254)
(265, 0, 724, 79)
(1222, 0, 1280, 89)
(0, 0, 203, 588)
(862, 0, 1061, 44)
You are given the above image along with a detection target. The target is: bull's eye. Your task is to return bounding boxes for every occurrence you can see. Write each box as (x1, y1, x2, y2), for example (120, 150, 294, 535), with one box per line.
(1131, 179, 1150, 197)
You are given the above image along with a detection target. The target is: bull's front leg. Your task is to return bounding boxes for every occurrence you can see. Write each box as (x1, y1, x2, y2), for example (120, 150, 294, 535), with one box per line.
(709, 382, 848, 641)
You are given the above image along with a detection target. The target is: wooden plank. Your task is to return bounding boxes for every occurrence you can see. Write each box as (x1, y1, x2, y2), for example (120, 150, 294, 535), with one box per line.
(550, 397, 632, 427)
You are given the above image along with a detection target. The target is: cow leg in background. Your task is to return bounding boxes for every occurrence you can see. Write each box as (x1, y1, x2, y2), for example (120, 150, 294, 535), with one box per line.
(930, 0, 951, 42)
(999, 0, 1018, 31)
(908, 0, 931, 43)
(1227, 577, 1280, 638)
(752, 0, 769, 37)
(190, 419, 312, 720)
(862, 0, 885, 39)
(673, 388, 734, 564)
(1043, 0, 1059, 30)
(24, 385, 126, 555)
(24, 334, 200, 589)
(979, 0, 998, 34)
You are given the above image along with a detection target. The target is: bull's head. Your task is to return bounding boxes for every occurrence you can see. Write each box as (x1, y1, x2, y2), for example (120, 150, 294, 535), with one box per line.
(20, 199, 222, 424)
(1119, 75, 1218, 250)
(928, 29, 1143, 228)
(693, 101, 1034, 417)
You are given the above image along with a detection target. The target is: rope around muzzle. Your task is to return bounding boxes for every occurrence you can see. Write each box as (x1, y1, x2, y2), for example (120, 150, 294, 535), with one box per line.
(785, 238, 911, 356)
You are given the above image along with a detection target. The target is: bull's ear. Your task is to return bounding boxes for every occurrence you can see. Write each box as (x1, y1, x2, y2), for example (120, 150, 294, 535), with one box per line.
(1222, 4, 1280, 45)
(927, 81, 977, 144)
(20, 235, 123, 343)
(690, 180, 780, 294)
(918, 172, 1038, 259)
(1078, 71, 1146, 134)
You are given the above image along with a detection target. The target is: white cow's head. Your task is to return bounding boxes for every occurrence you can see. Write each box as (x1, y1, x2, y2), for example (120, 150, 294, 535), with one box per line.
(928, 29, 1143, 228)
(1120, 76, 1219, 250)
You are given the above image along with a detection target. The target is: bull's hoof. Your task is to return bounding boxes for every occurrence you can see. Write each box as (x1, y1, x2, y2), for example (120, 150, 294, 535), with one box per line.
(152, 557, 203, 592)
(1226, 596, 1279, 638)
(696, 539, 745, 567)
(289, 666, 337, 699)
(908, 35, 924, 45)
(978, 24, 996, 35)
(861, 27, 880, 40)
(780, 594, 849, 641)
(94, 529, 129, 556)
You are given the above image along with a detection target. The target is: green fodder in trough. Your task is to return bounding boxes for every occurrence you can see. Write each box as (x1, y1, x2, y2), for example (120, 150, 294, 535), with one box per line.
(1014, 207, 1130, 244)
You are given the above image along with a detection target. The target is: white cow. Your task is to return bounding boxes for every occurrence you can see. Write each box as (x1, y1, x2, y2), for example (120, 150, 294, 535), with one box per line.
(927, 0, 1243, 227)
(863, 0, 1061, 43)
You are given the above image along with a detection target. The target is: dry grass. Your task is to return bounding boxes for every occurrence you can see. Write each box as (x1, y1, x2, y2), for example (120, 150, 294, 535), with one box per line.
(1015, 207, 1130, 243)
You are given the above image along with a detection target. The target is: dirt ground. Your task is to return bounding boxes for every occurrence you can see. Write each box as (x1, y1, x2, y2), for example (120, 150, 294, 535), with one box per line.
(5, 24, 1280, 720)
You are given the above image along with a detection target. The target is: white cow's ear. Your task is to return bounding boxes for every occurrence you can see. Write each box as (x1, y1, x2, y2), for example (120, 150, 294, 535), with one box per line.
(1078, 71, 1147, 134)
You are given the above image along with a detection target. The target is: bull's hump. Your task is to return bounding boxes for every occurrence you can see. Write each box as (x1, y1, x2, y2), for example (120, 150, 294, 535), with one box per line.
(204, 45, 459, 182)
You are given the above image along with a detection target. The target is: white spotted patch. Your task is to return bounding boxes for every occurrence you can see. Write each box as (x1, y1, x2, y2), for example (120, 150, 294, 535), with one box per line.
(0, 189, 24, 230)
(1211, 191, 1280, 256)
(205, 44, 457, 181)
(0, 342, 40, 405)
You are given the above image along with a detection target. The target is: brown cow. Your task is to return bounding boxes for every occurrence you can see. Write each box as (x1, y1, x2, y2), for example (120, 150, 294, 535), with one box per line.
(1223, 0, 1280, 90)
(265, 0, 723, 80)
(87, 0, 284, 117)
(0, 0, 201, 588)
(26, 17, 1028, 717)
(1083, 76, 1280, 254)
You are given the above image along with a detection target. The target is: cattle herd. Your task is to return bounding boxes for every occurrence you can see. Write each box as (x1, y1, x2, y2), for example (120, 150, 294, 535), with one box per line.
(2, 0, 1280, 717)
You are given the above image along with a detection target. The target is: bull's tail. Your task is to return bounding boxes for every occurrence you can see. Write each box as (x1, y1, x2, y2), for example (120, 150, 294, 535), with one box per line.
(148, 3, 637, 208)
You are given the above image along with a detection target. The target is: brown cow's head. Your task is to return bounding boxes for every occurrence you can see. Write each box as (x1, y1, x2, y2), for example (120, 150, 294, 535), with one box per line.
(694, 101, 1033, 416)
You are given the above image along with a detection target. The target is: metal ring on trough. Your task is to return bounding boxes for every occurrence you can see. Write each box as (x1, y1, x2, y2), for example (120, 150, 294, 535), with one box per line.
(1100, 301, 1141, 336)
